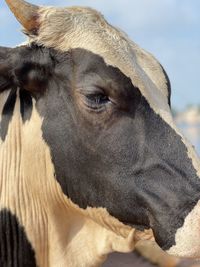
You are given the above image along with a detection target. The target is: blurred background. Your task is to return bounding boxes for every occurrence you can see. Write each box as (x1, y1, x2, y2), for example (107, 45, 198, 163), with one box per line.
(0, 0, 200, 154)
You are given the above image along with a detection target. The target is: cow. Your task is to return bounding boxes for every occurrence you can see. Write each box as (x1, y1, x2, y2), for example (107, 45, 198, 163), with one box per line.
(0, 0, 200, 266)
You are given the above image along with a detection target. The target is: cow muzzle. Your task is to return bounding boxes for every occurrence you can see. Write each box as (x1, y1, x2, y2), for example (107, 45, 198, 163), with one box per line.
(166, 200, 200, 258)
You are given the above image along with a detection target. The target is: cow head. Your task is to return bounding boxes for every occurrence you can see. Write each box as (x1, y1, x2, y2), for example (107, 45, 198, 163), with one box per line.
(1, 0, 200, 264)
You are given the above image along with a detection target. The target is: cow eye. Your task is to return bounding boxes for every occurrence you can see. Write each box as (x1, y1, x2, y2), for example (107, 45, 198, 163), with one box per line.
(85, 93, 110, 109)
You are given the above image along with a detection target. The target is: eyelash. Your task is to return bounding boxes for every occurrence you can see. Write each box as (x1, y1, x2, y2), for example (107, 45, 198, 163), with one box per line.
(85, 93, 110, 109)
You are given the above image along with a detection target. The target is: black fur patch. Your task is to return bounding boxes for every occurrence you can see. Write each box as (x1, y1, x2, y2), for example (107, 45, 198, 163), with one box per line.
(0, 89, 17, 141)
(0, 209, 37, 267)
(0, 47, 13, 92)
(19, 89, 33, 123)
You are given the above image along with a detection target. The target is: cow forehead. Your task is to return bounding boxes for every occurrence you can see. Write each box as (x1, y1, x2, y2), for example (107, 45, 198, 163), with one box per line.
(31, 6, 172, 124)
(31, 6, 169, 103)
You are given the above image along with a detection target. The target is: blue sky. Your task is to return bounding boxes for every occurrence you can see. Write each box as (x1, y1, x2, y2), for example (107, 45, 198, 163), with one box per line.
(0, 0, 200, 111)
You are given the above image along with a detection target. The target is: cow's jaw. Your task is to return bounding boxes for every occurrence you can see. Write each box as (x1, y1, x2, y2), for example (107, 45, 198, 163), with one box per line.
(0, 90, 140, 267)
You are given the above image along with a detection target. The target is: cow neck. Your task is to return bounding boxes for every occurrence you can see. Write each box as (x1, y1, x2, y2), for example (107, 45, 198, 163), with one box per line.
(0, 90, 146, 267)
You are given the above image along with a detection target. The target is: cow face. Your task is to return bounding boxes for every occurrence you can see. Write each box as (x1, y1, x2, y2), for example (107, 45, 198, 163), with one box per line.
(1, 0, 200, 262)
(1, 42, 200, 258)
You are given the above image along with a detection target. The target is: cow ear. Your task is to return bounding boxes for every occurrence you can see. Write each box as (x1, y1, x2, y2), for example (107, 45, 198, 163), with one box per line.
(0, 47, 14, 92)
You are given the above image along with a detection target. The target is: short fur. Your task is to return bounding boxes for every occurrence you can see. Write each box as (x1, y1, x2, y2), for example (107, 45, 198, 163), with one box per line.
(1, 2, 200, 267)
